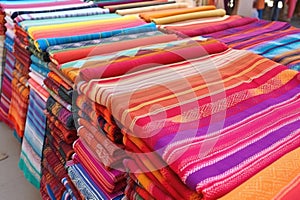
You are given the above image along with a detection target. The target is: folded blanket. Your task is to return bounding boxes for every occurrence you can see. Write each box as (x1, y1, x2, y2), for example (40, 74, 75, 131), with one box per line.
(105, 0, 172, 12)
(46, 96, 74, 130)
(29, 16, 145, 39)
(116, 3, 188, 15)
(68, 162, 124, 200)
(46, 30, 163, 54)
(204, 20, 291, 45)
(20, 14, 121, 32)
(58, 37, 222, 83)
(15, 7, 109, 23)
(152, 9, 226, 25)
(170, 16, 256, 37)
(140, 5, 216, 22)
(49, 34, 178, 65)
(45, 129, 74, 164)
(35, 23, 157, 51)
(74, 139, 126, 193)
(123, 133, 200, 199)
(76, 95, 121, 141)
(77, 119, 126, 168)
(46, 112, 77, 144)
(79, 49, 300, 199)
(44, 77, 72, 104)
(48, 64, 73, 88)
(125, 178, 155, 200)
(79, 39, 228, 80)
(19, 89, 47, 189)
(8, 72, 29, 137)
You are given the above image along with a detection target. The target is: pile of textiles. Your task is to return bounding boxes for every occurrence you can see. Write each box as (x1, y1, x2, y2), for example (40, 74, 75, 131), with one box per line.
(159, 15, 300, 71)
(0, 3, 16, 128)
(14, 0, 108, 195)
(0, 0, 96, 132)
(47, 19, 187, 200)
(76, 33, 300, 199)
(72, 38, 229, 199)
(40, 136, 81, 200)
(21, 4, 173, 198)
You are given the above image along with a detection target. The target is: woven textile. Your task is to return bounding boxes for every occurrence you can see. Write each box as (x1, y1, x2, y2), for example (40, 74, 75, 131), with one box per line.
(220, 147, 300, 200)
(79, 48, 300, 199)
(19, 89, 47, 188)
(74, 139, 126, 193)
(34, 23, 157, 51)
(48, 34, 178, 65)
(15, 7, 109, 23)
(163, 16, 300, 71)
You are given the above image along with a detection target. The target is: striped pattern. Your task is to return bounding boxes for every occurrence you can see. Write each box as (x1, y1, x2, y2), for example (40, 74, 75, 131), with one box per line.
(79, 48, 300, 199)
(162, 16, 300, 71)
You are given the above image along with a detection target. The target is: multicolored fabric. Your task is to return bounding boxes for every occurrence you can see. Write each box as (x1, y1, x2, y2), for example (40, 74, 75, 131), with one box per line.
(41, 138, 77, 200)
(73, 139, 126, 193)
(125, 178, 155, 200)
(8, 69, 29, 137)
(48, 33, 177, 65)
(34, 22, 157, 52)
(76, 120, 126, 167)
(123, 134, 198, 199)
(46, 96, 74, 129)
(59, 37, 226, 83)
(61, 177, 79, 200)
(0, 50, 14, 127)
(20, 13, 120, 31)
(44, 77, 72, 104)
(19, 89, 47, 189)
(46, 31, 163, 53)
(78, 38, 227, 80)
(79, 48, 300, 199)
(3, 1, 94, 19)
(249, 32, 300, 71)
(15, 7, 109, 23)
(220, 147, 300, 200)
(163, 16, 300, 71)
(46, 112, 77, 144)
(104, 0, 172, 13)
(68, 162, 124, 200)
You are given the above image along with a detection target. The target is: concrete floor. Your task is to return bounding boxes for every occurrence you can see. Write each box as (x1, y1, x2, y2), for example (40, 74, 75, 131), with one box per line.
(0, 122, 41, 200)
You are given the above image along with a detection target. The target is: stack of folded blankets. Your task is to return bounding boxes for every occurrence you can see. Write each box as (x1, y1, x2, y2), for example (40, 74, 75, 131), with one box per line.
(45, 18, 183, 200)
(73, 37, 228, 199)
(77, 37, 300, 199)
(0, 3, 17, 128)
(19, 2, 173, 198)
(158, 14, 300, 71)
(13, 0, 108, 197)
(63, 35, 215, 200)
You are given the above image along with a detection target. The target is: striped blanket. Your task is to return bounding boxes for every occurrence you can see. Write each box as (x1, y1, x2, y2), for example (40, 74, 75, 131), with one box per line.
(79, 48, 300, 199)
(162, 16, 300, 71)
